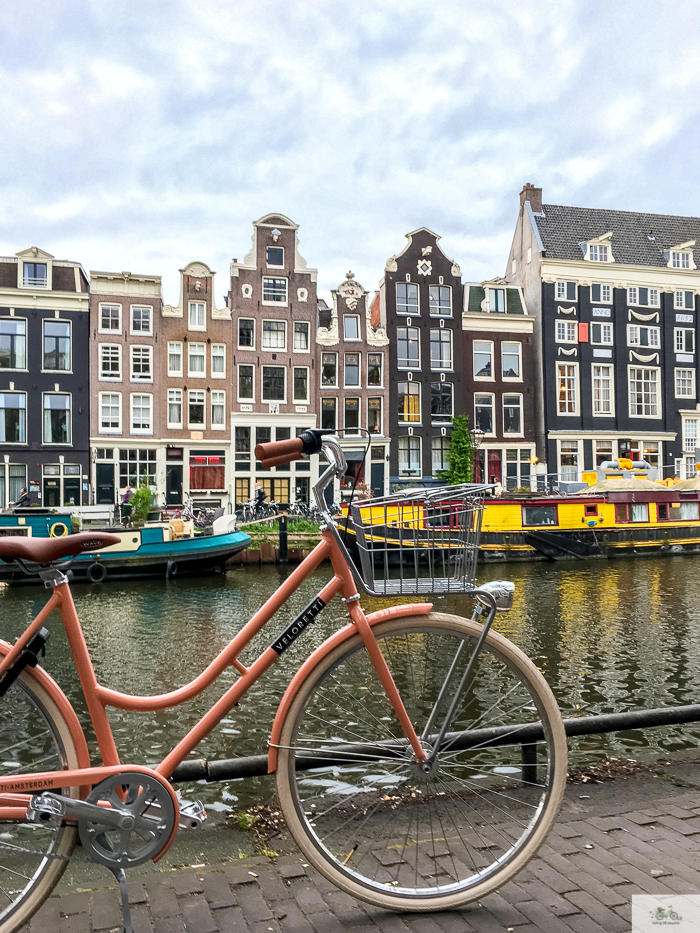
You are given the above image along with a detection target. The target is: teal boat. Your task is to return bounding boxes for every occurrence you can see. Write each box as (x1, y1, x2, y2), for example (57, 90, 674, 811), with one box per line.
(0, 511, 250, 584)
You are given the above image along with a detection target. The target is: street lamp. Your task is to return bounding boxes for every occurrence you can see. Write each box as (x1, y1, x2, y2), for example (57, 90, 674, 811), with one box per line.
(469, 428, 485, 450)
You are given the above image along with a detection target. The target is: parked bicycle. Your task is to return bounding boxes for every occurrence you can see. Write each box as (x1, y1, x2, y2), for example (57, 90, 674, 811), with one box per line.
(0, 430, 566, 932)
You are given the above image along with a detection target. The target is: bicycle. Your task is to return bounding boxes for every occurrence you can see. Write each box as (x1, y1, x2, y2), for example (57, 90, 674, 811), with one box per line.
(0, 430, 566, 932)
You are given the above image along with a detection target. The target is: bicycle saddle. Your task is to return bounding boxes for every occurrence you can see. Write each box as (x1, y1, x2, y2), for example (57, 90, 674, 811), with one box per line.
(0, 532, 121, 564)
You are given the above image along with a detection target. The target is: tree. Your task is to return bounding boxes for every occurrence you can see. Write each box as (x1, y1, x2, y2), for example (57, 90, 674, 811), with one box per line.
(130, 475, 152, 523)
(439, 414, 474, 485)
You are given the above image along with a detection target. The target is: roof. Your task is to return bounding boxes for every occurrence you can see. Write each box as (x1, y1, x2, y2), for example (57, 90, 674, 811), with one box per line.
(579, 477, 662, 494)
(534, 203, 700, 267)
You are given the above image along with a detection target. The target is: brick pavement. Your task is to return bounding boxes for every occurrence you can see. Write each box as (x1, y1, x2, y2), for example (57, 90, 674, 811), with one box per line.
(28, 771, 700, 933)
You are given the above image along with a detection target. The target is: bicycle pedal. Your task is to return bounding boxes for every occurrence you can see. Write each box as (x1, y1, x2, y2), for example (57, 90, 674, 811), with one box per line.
(179, 800, 206, 829)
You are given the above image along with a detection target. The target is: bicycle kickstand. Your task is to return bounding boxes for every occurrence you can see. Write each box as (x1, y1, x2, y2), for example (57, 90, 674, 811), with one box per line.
(108, 865, 134, 933)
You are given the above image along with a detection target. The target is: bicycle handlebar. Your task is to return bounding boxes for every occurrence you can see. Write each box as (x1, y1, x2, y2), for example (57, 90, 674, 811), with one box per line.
(254, 429, 333, 469)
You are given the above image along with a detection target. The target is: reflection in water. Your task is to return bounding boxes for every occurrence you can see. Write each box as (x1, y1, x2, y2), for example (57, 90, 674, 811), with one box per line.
(2, 555, 700, 805)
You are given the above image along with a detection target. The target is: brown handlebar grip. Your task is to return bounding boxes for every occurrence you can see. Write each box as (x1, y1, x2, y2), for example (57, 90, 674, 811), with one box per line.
(254, 436, 304, 469)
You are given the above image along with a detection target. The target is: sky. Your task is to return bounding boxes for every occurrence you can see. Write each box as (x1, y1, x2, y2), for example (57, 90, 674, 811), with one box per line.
(2, 0, 700, 305)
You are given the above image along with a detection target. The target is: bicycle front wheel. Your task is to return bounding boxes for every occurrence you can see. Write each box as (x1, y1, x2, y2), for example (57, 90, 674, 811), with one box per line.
(276, 612, 567, 911)
(0, 668, 80, 933)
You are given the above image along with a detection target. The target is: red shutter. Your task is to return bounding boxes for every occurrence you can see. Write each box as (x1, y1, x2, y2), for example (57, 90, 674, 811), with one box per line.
(578, 322, 589, 342)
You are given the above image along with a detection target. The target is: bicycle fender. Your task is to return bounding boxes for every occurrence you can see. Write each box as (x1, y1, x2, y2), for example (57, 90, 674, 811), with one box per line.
(267, 603, 432, 773)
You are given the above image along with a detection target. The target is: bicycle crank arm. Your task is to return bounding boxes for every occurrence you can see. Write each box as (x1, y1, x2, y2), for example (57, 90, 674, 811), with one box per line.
(140, 797, 207, 830)
(28, 792, 136, 830)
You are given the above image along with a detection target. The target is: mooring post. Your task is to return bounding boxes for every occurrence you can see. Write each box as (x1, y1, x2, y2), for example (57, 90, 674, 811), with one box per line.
(279, 514, 288, 563)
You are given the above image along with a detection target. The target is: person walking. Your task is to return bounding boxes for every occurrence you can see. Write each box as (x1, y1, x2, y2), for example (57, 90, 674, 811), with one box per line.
(10, 487, 31, 509)
(121, 485, 134, 523)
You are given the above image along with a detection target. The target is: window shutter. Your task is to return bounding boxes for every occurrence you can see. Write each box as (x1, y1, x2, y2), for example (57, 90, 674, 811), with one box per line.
(578, 322, 589, 342)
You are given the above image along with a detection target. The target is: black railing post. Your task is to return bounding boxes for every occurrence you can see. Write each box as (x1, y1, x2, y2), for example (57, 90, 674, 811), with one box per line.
(521, 742, 538, 784)
(279, 514, 288, 563)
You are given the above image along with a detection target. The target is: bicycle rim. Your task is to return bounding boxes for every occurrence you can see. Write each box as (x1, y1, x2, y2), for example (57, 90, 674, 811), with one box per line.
(276, 613, 567, 910)
(0, 671, 79, 933)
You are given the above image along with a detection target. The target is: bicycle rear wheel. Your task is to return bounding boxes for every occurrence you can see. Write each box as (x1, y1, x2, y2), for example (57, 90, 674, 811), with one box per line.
(276, 612, 566, 910)
(0, 669, 80, 933)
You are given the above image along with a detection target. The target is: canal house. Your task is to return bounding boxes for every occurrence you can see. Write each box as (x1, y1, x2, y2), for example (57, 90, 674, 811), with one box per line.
(0, 247, 90, 507)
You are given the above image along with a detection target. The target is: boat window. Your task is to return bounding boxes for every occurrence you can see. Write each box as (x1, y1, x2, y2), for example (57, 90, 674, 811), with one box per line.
(584, 504, 598, 516)
(680, 501, 700, 520)
(522, 506, 557, 526)
(657, 503, 670, 521)
(617, 503, 649, 523)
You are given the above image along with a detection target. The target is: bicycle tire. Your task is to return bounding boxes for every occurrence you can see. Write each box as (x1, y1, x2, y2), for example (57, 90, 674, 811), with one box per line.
(276, 612, 566, 911)
(0, 669, 80, 933)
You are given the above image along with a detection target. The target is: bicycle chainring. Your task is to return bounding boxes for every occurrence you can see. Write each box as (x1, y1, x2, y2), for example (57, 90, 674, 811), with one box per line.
(78, 771, 176, 868)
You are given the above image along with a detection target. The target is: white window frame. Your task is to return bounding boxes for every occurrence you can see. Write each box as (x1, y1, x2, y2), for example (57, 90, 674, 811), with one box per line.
(266, 245, 284, 268)
(98, 392, 122, 434)
(474, 392, 496, 435)
(590, 322, 613, 345)
(293, 321, 310, 352)
(672, 251, 691, 269)
(167, 341, 183, 377)
(210, 390, 225, 430)
(473, 340, 494, 380)
(188, 302, 205, 330)
(627, 324, 660, 348)
(556, 320, 577, 344)
(98, 303, 122, 334)
(397, 381, 421, 424)
(237, 363, 255, 402)
(684, 418, 699, 453)
(628, 366, 661, 419)
(396, 282, 419, 316)
(187, 389, 206, 429)
(188, 342, 206, 378)
(592, 363, 614, 416)
(675, 368, 696, 399)
(293, 366, 310, 403)
(398, 435, 422, 478)
(627, 287, 660, 307)
(130, 345, 153, 383)
(43, 392, 72, 445)
(238, 318, 255, 350)
(555, 281, 577, 302)
(501, 342, 522, 381)
(261, 365, 287, 403)
(591, 283, 612, 304)
(261, 319, 287, 350)
(211, 343, 226, 378)
(502, 393, 523, 436)
(588, 244, 609, 262)
(167, 388, 183, 429)
(559, 440, 580, 482)
(429, 284, 452, 317)
(675, 290, 695, 311)
(130, 393, 153, 435)
(430, 328, 453, 371)
(99, 343, 122, 381)
(343, 315, 361, 341)
(556, 362, 579, 416)
(42, 319, 71, 373)
(396, 327, 420, 370)
(675, 327, 695, 354)
(343, 352, 361, 388)
(130, 305, 152, 336)
(262, 277, 288, 306)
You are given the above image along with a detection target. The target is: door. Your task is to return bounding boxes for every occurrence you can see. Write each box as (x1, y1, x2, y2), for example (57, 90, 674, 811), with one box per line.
(96, 463, 116, 504)
(371, 462, 385, 497)
(487, 451, 502, 484)
(63, 476, 80, 506)
(43, 478, 60, 508)
(166, 465, 183, 506)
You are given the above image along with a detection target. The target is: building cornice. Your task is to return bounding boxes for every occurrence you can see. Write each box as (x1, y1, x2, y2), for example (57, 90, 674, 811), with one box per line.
(541, 257, 700, 291)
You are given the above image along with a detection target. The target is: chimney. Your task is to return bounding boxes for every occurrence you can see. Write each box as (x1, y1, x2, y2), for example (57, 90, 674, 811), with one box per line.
(519, 183, 542, 214)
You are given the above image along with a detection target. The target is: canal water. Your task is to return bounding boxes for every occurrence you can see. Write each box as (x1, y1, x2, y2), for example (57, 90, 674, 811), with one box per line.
(2, 556, 700, 808)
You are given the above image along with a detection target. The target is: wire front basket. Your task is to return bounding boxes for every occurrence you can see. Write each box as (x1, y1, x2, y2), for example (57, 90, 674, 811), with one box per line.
(349, 483, 489, 597)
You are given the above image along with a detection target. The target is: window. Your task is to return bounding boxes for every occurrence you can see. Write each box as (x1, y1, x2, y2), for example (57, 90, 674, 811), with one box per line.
(238, 319, 254, 348)
(262, 366, 285, 401)
(238, 364, 254, 400)
(344, 353, 360, 386)
(474, 394, 494, 433)
(591, 364, 613, 415)
(168, 342, 183, 376)
(368, 352, 383, 386)
(43, 321, 70, 371)
(266, 246, 284, 266)
(188, 302, 205, 328)
(0, 319, 26, 369)
(99, 393, 121, 431)
(591, 284, 612, 303)
(0, 393, 25, 443)
(129, 394, 151, 433)
(321, 398, 336, 430)
(188, 390, 205, 426)
(501, 342, 521, 379)
(368, 398, 382, 434)
(627, 325, 660, 348)
(430, 329, 452, 370)
(431, 382, 453, 421)
(321, 353, 337, 386)
(398, 382, 420, 423)
(262, 320, 286, 349)
(236, 478, 250, 502)
(627, 287, 660, 307)
(168, 389, 182, 427)
(675, 328, 695, 353)
(211, 344, 225, 376)
(629, 367, 660, 417)
(432, 436, 450, 475)
(429, 285, 451, 316)
(396, 282, 419, 315)
(555, 281, 576, 301)
(293, 321, 309, 350)
(130, 346, 152, 382)
(345, 398, 360, 432)
(615, 503, 649, 523)
(44, 394, 71, 443)
(503, 395, 522, 434)
(397, 327, 420, 369)
(211, 391, 225, 428)
(591, 322, 613, 345)
(588, 244, 609, 262)
(131, 306, 151, 334)
(675, 291, 694, 310)
(293, 367, 308, 402)
(684, 419, 698, 452)
(473, 340, 493, 378)
(99, 344, 121, 380)
(680, 501, 700, 520)
(23, 262, 47, 287)
(263, 277, 287, 303)
(235, 428, 250, 469)
(188, 342, 205, 376)
(119, 448, 156, 488)
(672, 251, 691, 269)
(557, 364, 577, 414)
(190, 452, 225, 490)
(343, 315, 360, 340)
(488, 288, 506, 313)
(559, 442, 579, 482)
(523, 506, 557, 525)
(676, 368, 696, 398)
(556, 321, 577, 343)
(594, 441, 614, 468)
(398, 436, 421, 477)
(100, 304, 121, 332)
